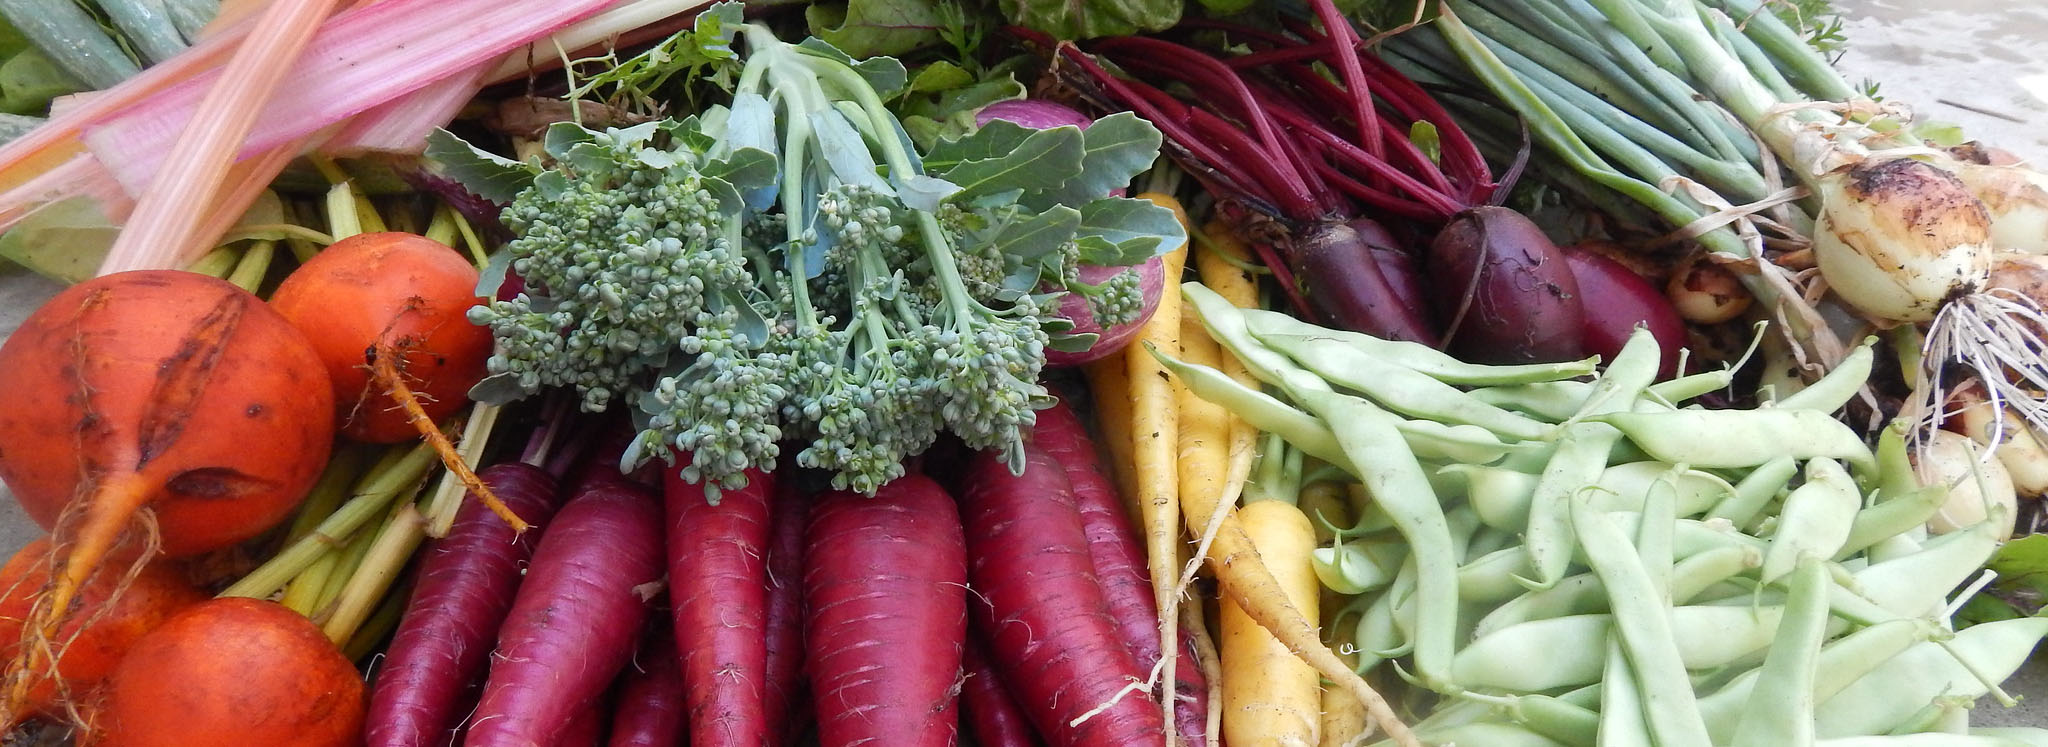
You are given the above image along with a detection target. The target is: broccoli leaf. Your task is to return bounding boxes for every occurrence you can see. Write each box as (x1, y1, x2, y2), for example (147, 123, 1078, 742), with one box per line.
(804, 0, 945, 59)
(423, 129, 539, 204)
(796, 38, 909, 99)
(984, 205, 1081, 262)
(810, 108, 891, 191)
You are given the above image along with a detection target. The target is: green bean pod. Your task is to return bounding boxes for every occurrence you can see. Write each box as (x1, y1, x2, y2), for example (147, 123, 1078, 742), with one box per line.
(1470, 381, 1591, 422)
(1707, 455, 1799, 528)
(1237, 306, 1600, 384)
(1772, 337, 1875, 413)
(1452, 605, 1785, 692)
(1761, 458, 1859, 583)
(1851, 516, 2002, 618)
(1149, 348, 1350, 467)
(1838, 485, 1949, 558)
(1446, 464, 1541, 531)
(1312, 540, 1398, 595)
(1813, 736, 2034, 746)
(1591, 409, 1878, 473)
(1599, 461, 1736, 519)
(1598, 635, 1653, 747)
(1969, 728, 2048, 745)
(1252, 326, 1556, 441)
(1699, 618, 1943, 741)
(1471, 545, 1760, 638)
(1815, 617, 2048, 737)
(1411, 722, 1572, 747)
(1571, 498, 1714, 746)
(1731, 557, 1830, 747)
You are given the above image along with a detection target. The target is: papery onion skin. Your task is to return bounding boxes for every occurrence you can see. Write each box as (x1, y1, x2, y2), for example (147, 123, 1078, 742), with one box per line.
(1954, 392, 2048, 497)
(1916, 430, 2019, 540)
(1951, 161, 2048, 256)
(1812, 158, 1993, 322)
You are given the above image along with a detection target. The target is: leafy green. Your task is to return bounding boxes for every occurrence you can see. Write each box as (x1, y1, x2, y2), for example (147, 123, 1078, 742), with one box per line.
(1954, 533, 2048, 627)
(0, 196, 119, 282)
(568, 3, 744, 112)
(422, 129, 540, 204)
(0, 47, 83, 115)
(998, 0, 1180, 40)
(805, 0, 945, 58)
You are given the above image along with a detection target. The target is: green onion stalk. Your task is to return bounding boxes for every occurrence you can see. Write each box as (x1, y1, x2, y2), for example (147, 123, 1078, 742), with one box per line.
(1405, 0, 2048, 449)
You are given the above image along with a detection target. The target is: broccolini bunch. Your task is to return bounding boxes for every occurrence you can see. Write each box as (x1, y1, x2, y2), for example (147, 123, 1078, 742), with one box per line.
(438, 4, 1183, 496)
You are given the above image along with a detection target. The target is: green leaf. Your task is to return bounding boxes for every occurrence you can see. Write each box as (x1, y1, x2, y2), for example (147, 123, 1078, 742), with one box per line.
(0, 197, 120, 282)
(543, 122, 599, 160)
(997, 0, 1179, 41)
(796, 38, 909, 99)
(475, 248, 514, 299)
(703, 147, 779, 192)
(468, 372, 532, 405)
(927, 120, 1084, 202)
(0, 47, 83, 115)
(1988, 534, 2048, 597)
(1073, 196, 1185, 264)
(908, 61, 975, 94)
(984, 205, 1080, 262)
(805, 0, 945, 59)
(1410, 120, 1441, 165)
(809, 109, 889, 191)
(1023, 112, 1161, 208)
(421, 129, 538, 204)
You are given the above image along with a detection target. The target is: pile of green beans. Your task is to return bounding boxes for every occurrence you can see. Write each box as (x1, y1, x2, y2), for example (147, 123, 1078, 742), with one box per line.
(1165, 282, 2048, 746)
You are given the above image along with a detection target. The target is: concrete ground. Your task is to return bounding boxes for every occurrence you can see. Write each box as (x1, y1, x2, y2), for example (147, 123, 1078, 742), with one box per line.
(0, 0, 2043, 735)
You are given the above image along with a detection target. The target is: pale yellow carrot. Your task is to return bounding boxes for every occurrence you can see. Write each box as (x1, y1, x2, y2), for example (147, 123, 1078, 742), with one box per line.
(1085, 349, 1140, 518)
(1223, 500, 1322, 747)
(1130, 191, 1192, 743)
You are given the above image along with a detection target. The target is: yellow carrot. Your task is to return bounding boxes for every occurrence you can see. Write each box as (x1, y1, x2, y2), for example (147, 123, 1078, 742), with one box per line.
(1084, 356, 1140, 514)
(1130, 190, 1191, 741)
(1319, 684, 1370, 747)
(1223, 500, 1322, 747)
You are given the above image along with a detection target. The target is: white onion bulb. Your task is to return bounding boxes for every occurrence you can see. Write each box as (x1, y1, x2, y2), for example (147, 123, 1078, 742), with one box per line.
(1812, 158, 1993, 322)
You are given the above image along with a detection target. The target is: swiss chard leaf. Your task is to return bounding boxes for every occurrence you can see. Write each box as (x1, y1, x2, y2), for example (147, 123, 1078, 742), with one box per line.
(997, 0, 1179, 41)
(804, 0, 945, 59)
(423, 129, 539, 204)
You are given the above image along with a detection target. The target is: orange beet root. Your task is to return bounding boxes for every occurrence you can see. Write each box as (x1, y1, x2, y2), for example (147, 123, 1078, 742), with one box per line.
(96, 598, 364, 747)
(268, 231, 490, 443)
(0, 538, 205, 723)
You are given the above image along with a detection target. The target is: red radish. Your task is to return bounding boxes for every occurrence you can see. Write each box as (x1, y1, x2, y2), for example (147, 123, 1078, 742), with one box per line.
(0, 270, 334, 715)
(961, 632, 1042, 747)
(609, 620, 686, 747)
(961, 443, 1166, 746)
(1427, 207, 1587, 363)
(804, 475, 967, 747)
(268, 231, 490, 444)
(1560, 244, 1686, 377)
(467, 481, 663, 747)
(764, 476, 811, 746)
(664, 460, 776, 747)
(366, 463, 563, 747)
(1032, 400, 1210, 745)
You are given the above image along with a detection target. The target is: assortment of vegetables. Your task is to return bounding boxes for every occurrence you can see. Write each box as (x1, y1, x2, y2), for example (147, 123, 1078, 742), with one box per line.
(0, 0, 2046, 745)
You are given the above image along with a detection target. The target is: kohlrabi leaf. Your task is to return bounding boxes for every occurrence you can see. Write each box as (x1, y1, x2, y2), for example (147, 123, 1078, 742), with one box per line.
(998, 0, 1179, 41)
(894, 174, 960, 212)
(1073, 196, 1185, 264)
(926, 120, 1084, 202)
(983, 205, 1080, 262)
(809, 109, 890, 191)
(796, 38, 909, 99)
(543, 122, 599, 159)
(1023, 112, 1161, 208)
(908, 61, 976, 94)
(423, 129, 539, 204)
(703, 147, 780, 192)
(805, 0, 945, 59)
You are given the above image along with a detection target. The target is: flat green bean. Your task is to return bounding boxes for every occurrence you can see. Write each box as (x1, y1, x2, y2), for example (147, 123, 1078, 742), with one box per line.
(1524, 329, 1663, 588)
(1592, 409, 1879, 473)
(1761, 458, 1859, 583)
(1451, 605, 1785, 692)
(1459, 546, 1536, 605)
(1731, 558, 1829, 747)
(1772, 337, 1875, 413)
(1852, 516, 2002, 618)
(1814, 737, 2032, 746)
(1708, 455, 1799, 528)
(1839, 485, 1948, 558)
(1238, 306, 1599, 384)
(1150, 349, 1349, 467)
(1601, 461, 1734, 520)
(1312, 540, 1397, 595)
(1411, 722, 1571, 747)
(1970, 728, 2048, 746)
(1295, 389, 1462, 692)
(1252, 326, 1555, 441)
(1815, 617, 2048, 737)
(1874, 419, 1919, 499)
(1699, 618, 1943, 742)
(1446, 464, 1541, 532)
(1571, 498, 1714, 746)
(1472, 545, 1760, 638)
(1470, 381, 1591, 422)
(1599, 635, 1653, 747)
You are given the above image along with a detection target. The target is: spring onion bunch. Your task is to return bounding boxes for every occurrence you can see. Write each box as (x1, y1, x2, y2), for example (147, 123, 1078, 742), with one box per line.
(1399, 0, 2048, 449)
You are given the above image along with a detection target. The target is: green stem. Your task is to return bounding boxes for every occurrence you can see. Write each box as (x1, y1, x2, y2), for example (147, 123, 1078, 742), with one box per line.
(313, 494, 404, 620)
(0, 0, 137, 89)
(182, 246, 242, 279)
(98, 0, 188, 65)
(1701, 5, 1802, 104)
(226, 240, 276, 293)
(322, 503, 427, 644)
(423, 402, 504, 536)
(1699, 0, 1857, 101)
(342, 578, 409, 662)
(1577, 0, 1690, 77)
(219, 441, 440, 599)
(1554, 0, 1755, 164)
